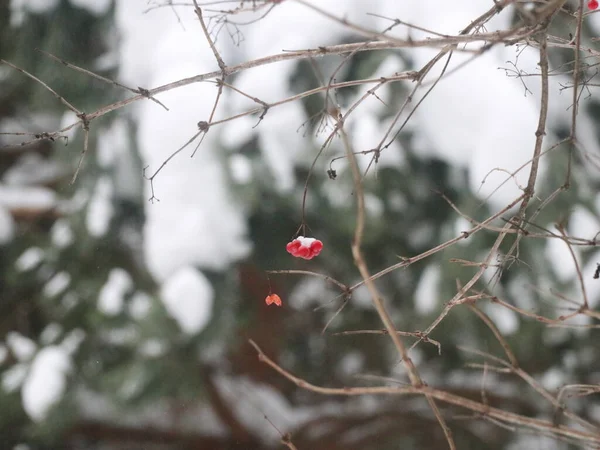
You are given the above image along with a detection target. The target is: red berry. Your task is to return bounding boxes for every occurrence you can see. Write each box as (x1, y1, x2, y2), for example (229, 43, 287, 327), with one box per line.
(589, 0, 599, 10)
(310, 240, 323, 254)
(296, 246, 310, 259)
(286, 240, 300, 254)
(265, 294, 282, 306)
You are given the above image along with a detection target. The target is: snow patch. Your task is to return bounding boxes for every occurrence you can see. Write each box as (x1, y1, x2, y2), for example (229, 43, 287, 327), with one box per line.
(61, 328, 86, 355)
(228, 154, 253, 184)
(0, 185, 56, 211)
(2, 363, 28, 392)
(545, 238, 576, 283)
(139, 339, 167, 358)
(98, 268, 133, 316)
(129, 292, 152, 320)
(568, 206, 600, 240)
(6, 332, 36, 362)
(414, 264, 441, 315)
(9, 0, 59, 26)
(160, 267, 214, 335)
(16, 247, 44, 271)
(43, 272, 71, 297)
(51, 219, 74, 248)
(482, 302, 519, 335)
(289, 277, 333, 310)
(22, 347, 71, 422)
(87, 177, 113, 237)
(3, 153, 65, 186)
(69, 0, 111, 16)
(98, 119, 129, 168)
(40, 323, 63, 345)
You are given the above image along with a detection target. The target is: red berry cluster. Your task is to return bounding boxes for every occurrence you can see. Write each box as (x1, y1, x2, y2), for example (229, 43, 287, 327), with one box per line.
(286, 236, 323, 260)
(590, 0, 599, 10)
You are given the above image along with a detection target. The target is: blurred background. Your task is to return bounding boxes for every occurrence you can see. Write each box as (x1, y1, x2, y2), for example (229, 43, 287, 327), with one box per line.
(1, 1, 600, 449)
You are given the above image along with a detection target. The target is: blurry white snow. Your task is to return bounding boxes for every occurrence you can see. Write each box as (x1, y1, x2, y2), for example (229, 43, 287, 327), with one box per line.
(251, 102, 306, 192)
(119, 373, 146, 400)
(221, 115, 254, 149)
(129, 292, 152, 320)
(9, 0, 59, 26)
(414, 264, 441, 315)
(364, 194, 384, 218)
(51, 219, 74, 248)
(22, 346, 71, 422)
(115, 12, 251, 277)
(160, 266, 214, 335)
(337, 351, 364, 377)
(16, 247, 44, 272)
(507, 434, 563, 450)
(6, 332, 36, 362)
(101, 326, 138, 345)
(2, 363, 28, 392)
(482, 302, 519, 335)
(453, 217, 472, 246)
(545, 237, 576, 283)
(568, 206, 600, 240)
(59, 111, 79, 142)
(87, 177, 113, 237)
(61, 292, 79, 312)
(289, 277, 332, 310)
(97, 119, 129, 168)
(0, 205, 15, 245)
(10, 0, 58, 13)
(350, 284, 374, 309)
(69, 0, 111, 16)
(408, 221, 435, 249)
(228, 154, 253, 184)
(0, 185, 56, 211)
(139, 339, 167, 358)
(507, 275, 536, 312)
(98, 268, 133, 316)
(40, 323, 63, 346)
(387, 192, 407, 211)
(139, 101, 252, 277)
(348, 55, 406, 171)
(43, 271, 71, 297)
(3, 153, 65, 186)
(543, 325, 570, 347)
(61, 328, 86, 355)
(372, 0, 565, 208)
(14, 444, 31, 450)
(216, 376, 296, 443)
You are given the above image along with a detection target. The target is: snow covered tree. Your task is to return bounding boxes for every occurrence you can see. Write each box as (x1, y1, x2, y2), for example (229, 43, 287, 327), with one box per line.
(1, 1, 600, 449)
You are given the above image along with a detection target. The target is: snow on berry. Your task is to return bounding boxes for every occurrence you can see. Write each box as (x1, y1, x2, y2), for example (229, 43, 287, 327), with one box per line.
(589, 0, 599, 10)
(286, 236, 323, 260)
(265, 293, 282, 306)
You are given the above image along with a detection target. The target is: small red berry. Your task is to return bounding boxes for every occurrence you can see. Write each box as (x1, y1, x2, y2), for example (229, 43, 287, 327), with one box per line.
(589, 0, 599, 10)
(265, 293, 282, 306)
(296, 245, 310, 259)
(310, 240, 323, 254)
(286, 241, 301, 253)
